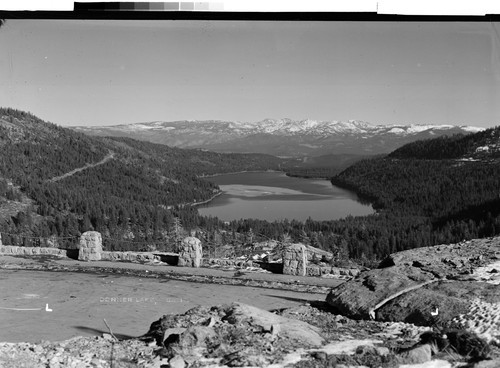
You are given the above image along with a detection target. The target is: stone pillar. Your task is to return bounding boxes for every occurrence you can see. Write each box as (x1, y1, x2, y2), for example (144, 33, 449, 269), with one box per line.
(283, 243, 307, 276)
(178, 237, 202, 268)
(78, 231, 102, 261)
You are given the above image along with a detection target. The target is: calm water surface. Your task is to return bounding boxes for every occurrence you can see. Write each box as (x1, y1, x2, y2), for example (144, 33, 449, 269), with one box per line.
(198, 171, 373, 221)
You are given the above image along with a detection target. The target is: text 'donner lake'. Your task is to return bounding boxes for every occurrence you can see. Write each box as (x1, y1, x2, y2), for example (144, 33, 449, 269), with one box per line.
(198, 171, 373, 222)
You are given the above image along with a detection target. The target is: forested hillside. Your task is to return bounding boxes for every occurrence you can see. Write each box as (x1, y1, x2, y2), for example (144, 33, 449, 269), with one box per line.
(210, 127, 500, 264)
(0, 108, 287, 250)
(325, 126, 500, 259)
(3, 107, 499, 264)
(389, 127, 500, 160)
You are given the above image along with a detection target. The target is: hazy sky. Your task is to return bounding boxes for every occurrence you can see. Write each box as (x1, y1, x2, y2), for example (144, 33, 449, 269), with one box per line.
(1, 19, 499, 127)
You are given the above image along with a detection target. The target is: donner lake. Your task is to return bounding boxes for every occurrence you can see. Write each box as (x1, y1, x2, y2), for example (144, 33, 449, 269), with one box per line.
(198, 171, 374, 222)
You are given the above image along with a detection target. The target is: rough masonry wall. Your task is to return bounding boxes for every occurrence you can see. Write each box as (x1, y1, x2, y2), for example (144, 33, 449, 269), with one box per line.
(78, 231, 103, 261)
(283, 243, 307, 276)
(0, 245, 67, 257)
(100, 251, 161, 263)
(178, 237, 202, 268)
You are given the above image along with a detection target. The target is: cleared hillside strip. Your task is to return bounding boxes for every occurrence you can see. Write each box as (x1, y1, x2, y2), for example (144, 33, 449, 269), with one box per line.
(48, 150, 115, 182)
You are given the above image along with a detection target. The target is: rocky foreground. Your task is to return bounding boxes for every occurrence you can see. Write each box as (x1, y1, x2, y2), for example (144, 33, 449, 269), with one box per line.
(1, 237, 500, 368)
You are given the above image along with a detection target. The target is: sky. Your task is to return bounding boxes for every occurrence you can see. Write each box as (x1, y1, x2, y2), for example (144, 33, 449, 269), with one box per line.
(1, 19, 499, 128)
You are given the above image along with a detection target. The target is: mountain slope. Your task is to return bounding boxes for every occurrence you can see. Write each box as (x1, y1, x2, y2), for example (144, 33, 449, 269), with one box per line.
(389, 127, 500, 160)
(71, 118, 483, 157)
(326, 126, 500, 256)
(0, 108, 288, 250)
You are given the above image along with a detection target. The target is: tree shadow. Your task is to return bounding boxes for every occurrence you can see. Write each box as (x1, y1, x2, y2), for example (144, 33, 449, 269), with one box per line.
(263, 294, 331, 311)
(263, 294, 312, 304)
(72, 325, 137, 340)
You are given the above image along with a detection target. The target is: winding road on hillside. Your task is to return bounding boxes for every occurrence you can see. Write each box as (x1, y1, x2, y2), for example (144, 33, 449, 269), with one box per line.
(49, 150, 115, 182)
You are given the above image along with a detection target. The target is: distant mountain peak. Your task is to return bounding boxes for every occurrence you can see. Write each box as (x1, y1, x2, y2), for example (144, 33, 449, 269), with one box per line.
(71, 118, 486, 157)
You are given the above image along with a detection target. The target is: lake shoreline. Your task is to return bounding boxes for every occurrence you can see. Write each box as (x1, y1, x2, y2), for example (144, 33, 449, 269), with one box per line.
(188, 191, 223, 207)
(197, 171, 374, 222)
(198, 169, 283, 179)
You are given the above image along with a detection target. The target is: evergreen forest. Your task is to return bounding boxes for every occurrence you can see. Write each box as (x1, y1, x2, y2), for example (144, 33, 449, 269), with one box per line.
(2, 107, 500, 265)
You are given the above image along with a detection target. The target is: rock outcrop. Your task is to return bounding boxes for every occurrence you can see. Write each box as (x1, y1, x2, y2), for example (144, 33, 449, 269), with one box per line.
(326, 237, 500, 339)
(78, 231, 103, 261)
(177, 237, 202, 268)
(326, 265, 437, 320)
(143, 302, 324, 366)
(379, 237, 500, 278)
(283, 243, 307, 276)
(223, 303, 324, 346)
(375, 280, 499, 328)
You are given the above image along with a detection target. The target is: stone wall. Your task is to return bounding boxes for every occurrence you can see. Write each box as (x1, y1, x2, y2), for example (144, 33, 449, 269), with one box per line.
(0, 245, 171, 265)
(101, 251, 161, 263)
(0, 245, 67, 257)
(202, 258, 257, 269)
(178, 237, 202, 268)
(306, 264, 360, 278)
(305, 245, 334, 262)
(283, 243, 307, 276)
(78, 231, 102, 261)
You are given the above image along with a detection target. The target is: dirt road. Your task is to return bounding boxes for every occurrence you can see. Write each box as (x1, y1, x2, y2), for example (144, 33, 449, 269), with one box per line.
(49, 151, 114, 182)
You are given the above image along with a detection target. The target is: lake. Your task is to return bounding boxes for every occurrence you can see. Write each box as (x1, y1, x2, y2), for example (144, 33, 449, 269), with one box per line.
(197, 171, 374, 221)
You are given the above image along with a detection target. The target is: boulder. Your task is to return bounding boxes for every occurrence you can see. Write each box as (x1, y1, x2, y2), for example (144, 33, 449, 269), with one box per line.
(473, 359, 500, 368)
(143, 303, 324, 366)
(326, 265, 436, 320)
(168, 355, 186, 368)
(375, 281, 499, 327)
(78, 231, 102, 261)
(283, 243, 307, 276)
(311, 339, 384, 356)
(395, 344, 432, 365)
(326, 256, 500, 330)
(144, 302, 324, 348)
(177, 237, 202, 268)
(327, 238, 500, 324)
(223, 303, 324, 347)
(176, 326, 218, 350)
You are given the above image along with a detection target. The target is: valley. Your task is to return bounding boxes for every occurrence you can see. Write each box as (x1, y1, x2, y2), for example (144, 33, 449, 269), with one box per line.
(2, 107, 500, 264)
(2, 110, 500, 368)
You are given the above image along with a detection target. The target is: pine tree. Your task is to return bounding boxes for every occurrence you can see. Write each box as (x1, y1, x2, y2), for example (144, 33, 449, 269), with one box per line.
(170, 217, 184, 251)
(246, 228, 255, 245)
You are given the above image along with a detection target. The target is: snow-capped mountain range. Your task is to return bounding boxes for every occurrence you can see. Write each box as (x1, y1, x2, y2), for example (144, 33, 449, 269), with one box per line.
(71, 119, 484, 157)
